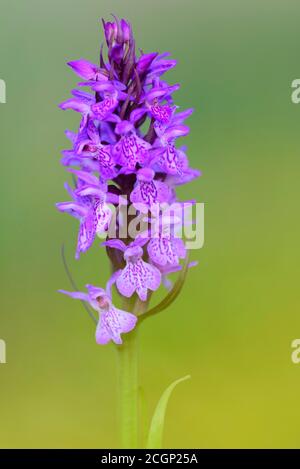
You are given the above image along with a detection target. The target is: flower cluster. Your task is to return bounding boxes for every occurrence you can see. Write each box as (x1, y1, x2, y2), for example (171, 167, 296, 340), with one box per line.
(57, 17, 200, 345)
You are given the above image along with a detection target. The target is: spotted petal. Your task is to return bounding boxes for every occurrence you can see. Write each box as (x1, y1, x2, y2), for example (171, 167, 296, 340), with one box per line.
(76, 215, 95, 259)
(94, 200, 112, 234)
(148, 236, 186, 266)
(116, 260, 161, 301)
(113, 133, 151, 169)
(96, 307, 137, 345)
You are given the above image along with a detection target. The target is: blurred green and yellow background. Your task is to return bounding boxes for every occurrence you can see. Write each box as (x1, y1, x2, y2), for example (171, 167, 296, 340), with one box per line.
(0, 0, 299, 448)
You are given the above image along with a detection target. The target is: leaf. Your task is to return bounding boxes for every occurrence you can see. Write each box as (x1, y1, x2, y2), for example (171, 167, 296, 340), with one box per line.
(146, 375, 191, 449)
(139, 253, 190, 323)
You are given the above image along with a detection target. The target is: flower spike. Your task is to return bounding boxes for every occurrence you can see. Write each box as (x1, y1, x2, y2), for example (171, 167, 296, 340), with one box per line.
(57, 16, 200, 345)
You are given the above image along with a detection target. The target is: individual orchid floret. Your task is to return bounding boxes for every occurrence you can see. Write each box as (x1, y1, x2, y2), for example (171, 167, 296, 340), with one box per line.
(60, 83, 127, 131)
(130, 168, 171, 213)
(57, 15, 200, 349)
(56, 174, 117, 259)
(142, 84, 179, 124)
(112, 113, 152, 169)
(113, 130, 151, 170)
(61, 128, 101, 171)
(75, 120, 117, 180)
(152, 122, 190, 175)
(59, 89, 96, 132)
(59, 284, 137, 345)
(90, 81, 128, 120)
(104, 239, 161, 301)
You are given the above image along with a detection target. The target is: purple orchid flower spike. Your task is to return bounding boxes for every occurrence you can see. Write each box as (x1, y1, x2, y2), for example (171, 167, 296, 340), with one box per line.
(58, 14, 202, 451)
(57, 16, 200, 350)
(59, 284, 137, 345)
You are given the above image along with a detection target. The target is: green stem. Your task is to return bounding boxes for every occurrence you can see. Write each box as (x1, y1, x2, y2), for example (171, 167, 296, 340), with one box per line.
(117, 327, 139, 448)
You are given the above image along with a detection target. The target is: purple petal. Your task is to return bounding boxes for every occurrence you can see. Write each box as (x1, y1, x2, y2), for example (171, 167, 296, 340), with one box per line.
(102, 239, 126, 251)
(115, 308, 137, 333)
(116, 260, 161, 301)
(94, 201, 112, 234)
(56, 202, 88, 218)
(65, 129, 77, 143)
(171, 108, 194, 124)
(96, 307, 137, 345)
(95, 318, 111, 345)
(59, 98, 90, 114)
(71, 89, 95, 104)
(75, 186, 103, 197)
(149, 103, 174, 124)
(164, 125, 190, 140)
(76, 216, 95, 259)
(68, 169, 99, 186)
(91, 97, 118, 120)
(147, 236, 185, 266)
(129, 108, 147, 123)
(112, 133, 150, 169)
(148, 58, 177, 78)
(58, 289, 89, 301)
(68, 59, 102, 80)
(136, 52, 158, 74)
(100, 121, 117, 144)
(115, 120, 133, 135)
(91, 82, 115, 93)
(85, 284, 106, 300)
(105, 270, 121, 297)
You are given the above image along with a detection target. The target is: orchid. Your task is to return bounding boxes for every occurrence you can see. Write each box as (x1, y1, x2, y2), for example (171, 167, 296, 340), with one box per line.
(57, 15, 201, 449)
(59, 284, 137, 345)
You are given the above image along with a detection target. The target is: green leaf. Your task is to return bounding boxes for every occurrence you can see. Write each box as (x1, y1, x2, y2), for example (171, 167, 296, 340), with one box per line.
(139, 253, 190, 324)
(146, 375, 191, 449)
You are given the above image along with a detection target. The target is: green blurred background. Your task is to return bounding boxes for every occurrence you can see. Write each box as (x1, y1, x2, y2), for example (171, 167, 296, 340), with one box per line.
(0, 0, 299, 448)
